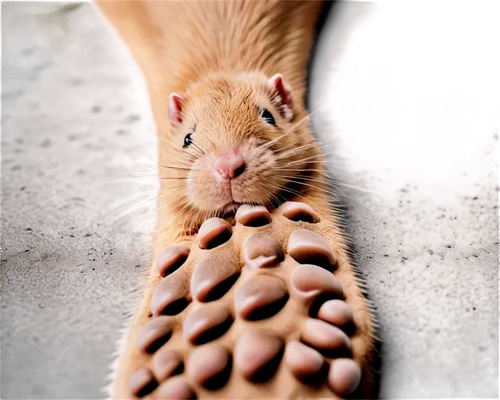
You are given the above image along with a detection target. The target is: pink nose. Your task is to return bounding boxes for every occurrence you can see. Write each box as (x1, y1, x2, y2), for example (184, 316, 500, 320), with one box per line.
(214, 151, 246, 179)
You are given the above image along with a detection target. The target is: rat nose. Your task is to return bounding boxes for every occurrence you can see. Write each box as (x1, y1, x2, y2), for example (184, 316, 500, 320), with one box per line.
(214, 151, 246, 179)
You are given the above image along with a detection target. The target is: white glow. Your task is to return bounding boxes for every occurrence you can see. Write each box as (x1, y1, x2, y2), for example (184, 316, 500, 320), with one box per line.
(351, 32, 487, 105)
(337, 32, 488, 161)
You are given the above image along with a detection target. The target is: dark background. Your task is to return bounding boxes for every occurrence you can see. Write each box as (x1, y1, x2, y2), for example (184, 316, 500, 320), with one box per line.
(1, 1, 500, 398)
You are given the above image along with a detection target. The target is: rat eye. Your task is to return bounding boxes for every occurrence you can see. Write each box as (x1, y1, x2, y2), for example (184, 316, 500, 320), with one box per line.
(183, 133, 193, 148)
(260, 108, 277, 127)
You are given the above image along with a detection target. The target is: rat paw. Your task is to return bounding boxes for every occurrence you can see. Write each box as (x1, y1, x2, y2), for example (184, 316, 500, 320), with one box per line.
(127, 202, 374, 399)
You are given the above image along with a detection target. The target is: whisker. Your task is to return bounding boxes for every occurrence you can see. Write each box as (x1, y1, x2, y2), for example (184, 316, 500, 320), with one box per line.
(158, 165, 193, 172)
(120, 197, 187, 246)
(176, 200, 197, 235)
(104, 176, 189, 186)
(147, 128, 188, 154)
(271, 167, 331, 172)
(262, 180, 314, 202)
(284, 176, 385, 199)
(277, 135, 345, 158)
(105, 178, 158, 185)
(123, 191, 191, 245)
(286, 149, 348, 165)
(285, 160, 353, 165)
(126, 172, 196, 180)
(104, 199, 151, 230)
(105, 189, 158, 212)
(264, 186, 282, 209)
(148, 129, 197, 159)
(290, 179, 377, 215)
(329, 182, 383, 197)
(258, 104, 329, 151)
(190, 141, 206, 156)
(144, 158, 191, 168)
(130, 212, 156, 237)
(126, 157, 158, 172)
(157, 154, 209, 173)
(130, 171, 159, 177)
(327, 184, 375, 213)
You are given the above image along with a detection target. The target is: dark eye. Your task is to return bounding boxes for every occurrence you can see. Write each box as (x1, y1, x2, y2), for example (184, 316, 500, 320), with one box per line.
(183, 133, 193, 148)
(260, 108, 277, 127)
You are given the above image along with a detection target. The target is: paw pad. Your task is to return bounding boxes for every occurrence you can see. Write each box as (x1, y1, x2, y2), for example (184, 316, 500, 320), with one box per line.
(131, 201, 365, 398)
(318, 299, 355, 328)
(150, 272, 191, 316)
(187, 344, 231, 388)
(284, 340, 324, 379)
(281, 201, 320, 223)
(287, 229, 337, 269)
(156, 244, 190, 277)
(154, 376, 195, 399)
(190, 250, 239, 302)
(243, 232, 284, 269)
(183, 303, 233, 345)
(328, 358, 362, 397)
(137, 316, 173, 353)
(301, 319, 351, 354)
(234, 275, 288, 320)
(291, 264, 343, 307)
(130, 368, 157, 397)
(198, 218, 232, 249)
(152, 347, 183, 382)
(235, 205, 272, 226)
(234, 331, 283, 381)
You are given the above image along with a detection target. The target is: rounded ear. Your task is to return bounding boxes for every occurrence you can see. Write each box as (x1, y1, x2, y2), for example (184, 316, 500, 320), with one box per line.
(168, 92, 184, 128)
(268, 73, 293, 122)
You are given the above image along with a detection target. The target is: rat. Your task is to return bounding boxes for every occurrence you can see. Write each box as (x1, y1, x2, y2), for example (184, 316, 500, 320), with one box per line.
(94, 1, 377, 398)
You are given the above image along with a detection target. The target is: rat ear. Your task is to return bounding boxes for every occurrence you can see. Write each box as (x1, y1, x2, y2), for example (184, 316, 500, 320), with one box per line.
(168, 93, 184, 128)
(268, 73, 293, 122)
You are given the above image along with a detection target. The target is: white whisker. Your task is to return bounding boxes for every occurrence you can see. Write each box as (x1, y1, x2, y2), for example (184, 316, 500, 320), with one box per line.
(126, 157, 158, 172)
(286, 149, 348, 165)
(105, 178, 158, 185)
(122, 210, 154, 246)
(148, 129, 197, 159)
(257, 104, 328, 152)
(292, 160, 353, 165)
(275, 141, 323, 160)
(104, 199, 151, 230)
(105, 189, 158, 212)
(290, 179, 377, 215)
(328, 181, 383, 197)
(284, 176, 385, 199)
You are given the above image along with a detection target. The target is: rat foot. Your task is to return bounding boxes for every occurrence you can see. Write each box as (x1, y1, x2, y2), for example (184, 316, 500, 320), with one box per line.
(122, 202, 376, 399)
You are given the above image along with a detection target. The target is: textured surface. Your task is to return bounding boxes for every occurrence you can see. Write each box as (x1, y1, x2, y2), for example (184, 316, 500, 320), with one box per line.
(1, 1, 499, 399)
(123, 202, 367, 399)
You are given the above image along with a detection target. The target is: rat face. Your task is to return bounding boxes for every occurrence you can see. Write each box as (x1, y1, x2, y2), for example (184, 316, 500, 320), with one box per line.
(161, 72, 321, 223)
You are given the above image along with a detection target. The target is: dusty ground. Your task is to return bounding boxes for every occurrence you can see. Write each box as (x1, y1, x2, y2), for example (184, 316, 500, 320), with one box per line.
(1, 1, 498, 399)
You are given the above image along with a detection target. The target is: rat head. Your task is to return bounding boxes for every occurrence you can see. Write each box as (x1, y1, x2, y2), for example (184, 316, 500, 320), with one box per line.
(161, 72, 321, 224)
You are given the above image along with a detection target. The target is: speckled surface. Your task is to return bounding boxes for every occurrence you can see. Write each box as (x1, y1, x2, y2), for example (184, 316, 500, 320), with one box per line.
(1, 2, 498, 399)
